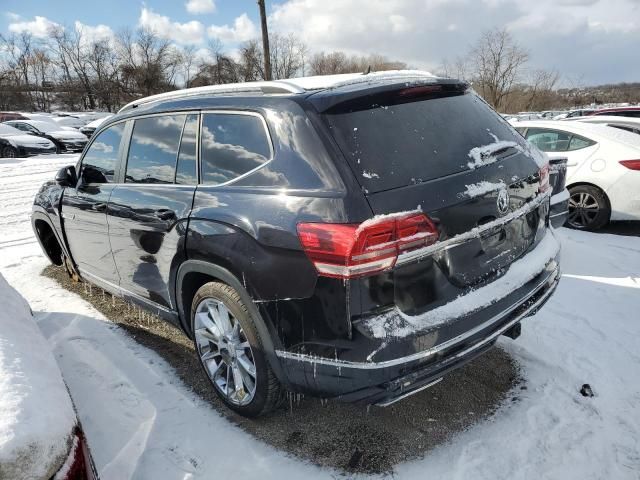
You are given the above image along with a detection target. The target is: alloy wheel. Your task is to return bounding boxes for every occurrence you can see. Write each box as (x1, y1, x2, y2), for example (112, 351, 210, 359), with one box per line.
(568, 191, 600, 229)
(194, 297, 257, 406)
(2, 148, 16, 158)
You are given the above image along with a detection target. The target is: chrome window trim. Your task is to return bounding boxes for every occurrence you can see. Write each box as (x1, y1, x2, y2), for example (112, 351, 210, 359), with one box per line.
(198, 109, 274, 188)
(275, 266, 559, 370)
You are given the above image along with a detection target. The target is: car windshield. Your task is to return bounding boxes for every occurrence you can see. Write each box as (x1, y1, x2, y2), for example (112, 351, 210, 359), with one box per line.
(28, 120, 60, 133)
(0, 124, 23, 136)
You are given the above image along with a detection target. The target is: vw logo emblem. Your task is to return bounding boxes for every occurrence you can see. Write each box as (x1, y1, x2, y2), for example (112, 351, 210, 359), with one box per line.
(497, 189, 510, 216)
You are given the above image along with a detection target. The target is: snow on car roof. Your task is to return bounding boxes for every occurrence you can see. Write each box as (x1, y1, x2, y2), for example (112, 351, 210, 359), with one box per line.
(0, 273, 76, 479)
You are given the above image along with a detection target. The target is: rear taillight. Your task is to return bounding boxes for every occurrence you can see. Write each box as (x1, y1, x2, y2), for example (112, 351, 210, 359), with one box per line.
(297, 213, 438, 279)
(620, 160, 640, 170)
(538, 164, 550, 193)
(54, 427, 94, 480)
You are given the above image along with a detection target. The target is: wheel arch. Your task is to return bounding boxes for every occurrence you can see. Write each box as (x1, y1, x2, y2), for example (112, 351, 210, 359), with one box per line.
(32, 213, 64, 266)
(175, 259, 291, 388)
(566, 181, 612, 210)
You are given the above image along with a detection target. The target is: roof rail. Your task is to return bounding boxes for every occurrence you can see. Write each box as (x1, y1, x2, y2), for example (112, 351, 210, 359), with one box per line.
(117, 70, 440, 114)
(118, 81, 305, 113)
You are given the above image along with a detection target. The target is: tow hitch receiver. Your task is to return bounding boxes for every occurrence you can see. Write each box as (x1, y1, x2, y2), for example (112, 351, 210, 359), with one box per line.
(503, 322, 522, 340)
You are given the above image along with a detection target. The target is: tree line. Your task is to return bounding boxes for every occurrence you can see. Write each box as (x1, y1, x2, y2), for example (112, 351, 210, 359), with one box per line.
(1, 25, 637, 114)
(0, 25, 408, 113)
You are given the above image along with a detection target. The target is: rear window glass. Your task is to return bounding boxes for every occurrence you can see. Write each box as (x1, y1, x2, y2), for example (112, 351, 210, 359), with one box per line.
(200, 113, 271, 185)
(323, 91, 525, 193)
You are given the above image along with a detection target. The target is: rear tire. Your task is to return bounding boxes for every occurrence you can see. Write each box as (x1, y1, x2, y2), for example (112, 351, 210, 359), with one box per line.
(1, 146, 18, 158)
(191, 281, 283, 417)
(567, 185, 610, 231)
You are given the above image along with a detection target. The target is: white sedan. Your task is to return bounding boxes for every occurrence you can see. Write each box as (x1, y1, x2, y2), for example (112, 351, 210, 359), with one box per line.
(515, 121, 640, 230)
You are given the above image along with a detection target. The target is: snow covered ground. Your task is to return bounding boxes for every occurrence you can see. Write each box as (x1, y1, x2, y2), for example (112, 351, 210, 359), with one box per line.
(0, 155, 639, 479)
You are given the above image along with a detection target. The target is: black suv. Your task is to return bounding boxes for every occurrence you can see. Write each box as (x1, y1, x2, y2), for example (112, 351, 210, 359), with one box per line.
(32, 72, 560, 417)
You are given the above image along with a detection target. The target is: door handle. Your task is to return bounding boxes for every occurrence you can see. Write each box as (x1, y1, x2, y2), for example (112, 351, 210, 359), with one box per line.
(93, 202, 107, 212)
(154, 209, 175, 221)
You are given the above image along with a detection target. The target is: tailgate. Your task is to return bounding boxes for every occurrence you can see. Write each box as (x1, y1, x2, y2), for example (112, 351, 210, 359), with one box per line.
(320, 82, 549, 292)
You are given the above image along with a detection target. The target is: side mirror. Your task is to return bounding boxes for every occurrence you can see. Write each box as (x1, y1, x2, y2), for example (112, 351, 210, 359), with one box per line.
(55, 166, 77, 187)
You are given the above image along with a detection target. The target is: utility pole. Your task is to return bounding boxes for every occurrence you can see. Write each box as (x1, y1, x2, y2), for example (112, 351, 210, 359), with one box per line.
(257, 0, 272, 80)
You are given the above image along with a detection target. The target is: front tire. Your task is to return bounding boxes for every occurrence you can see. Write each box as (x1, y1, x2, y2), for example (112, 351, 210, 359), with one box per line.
(567, 185, 610, 231)
(1, 146, 18, 158)
(191, 282, 283, 417)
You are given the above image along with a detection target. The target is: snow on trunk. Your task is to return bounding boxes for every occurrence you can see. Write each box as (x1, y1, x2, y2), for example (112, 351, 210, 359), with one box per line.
(0, 273, 76, 480)
(467, 140, 523, 170)
(363, 231, 560, 339)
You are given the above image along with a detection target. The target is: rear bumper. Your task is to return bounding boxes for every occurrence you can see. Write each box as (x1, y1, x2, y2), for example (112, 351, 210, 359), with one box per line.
(607, 172, 640, 221)
(276, 238, 560, 405)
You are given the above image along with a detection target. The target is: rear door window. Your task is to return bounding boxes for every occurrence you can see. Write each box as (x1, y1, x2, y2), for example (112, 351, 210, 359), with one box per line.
(125, 115, 186, 184)
(80, 123, 125, 184)
(568, 135, 596, 151)
(525, 128, 571, 152)
(200, 113, 271, 185)
(322, 90, 526, 193)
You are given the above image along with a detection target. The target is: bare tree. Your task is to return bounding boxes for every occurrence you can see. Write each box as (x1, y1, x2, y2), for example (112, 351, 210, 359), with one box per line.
(50, 25, 97, 109)
(0, 33, 37, 109)
(468, 28, 529, 111)
(87, 38, 123, 111)
(521, 69, 560, 111)
(310, 51, 407, 75)
(178, 45, 197, 87)
(117, 28, 178, 98)
(270, 33, 308, 79)
(191, 39, 240, 86)
(238, 39, 265, 81)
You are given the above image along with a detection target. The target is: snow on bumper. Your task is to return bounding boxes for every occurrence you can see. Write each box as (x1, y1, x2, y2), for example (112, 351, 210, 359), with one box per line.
(363, 230, 561, 339)
(275, 231, 560, 402)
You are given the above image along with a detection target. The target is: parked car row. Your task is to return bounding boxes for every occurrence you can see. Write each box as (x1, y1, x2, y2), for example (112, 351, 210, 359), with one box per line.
(505, 106, 640, 123)
(0, 124, 57, 157)
(0, 111, 113, 158)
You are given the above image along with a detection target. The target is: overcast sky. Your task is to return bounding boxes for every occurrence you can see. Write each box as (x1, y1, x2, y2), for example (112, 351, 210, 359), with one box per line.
(2, 0, 639, 86)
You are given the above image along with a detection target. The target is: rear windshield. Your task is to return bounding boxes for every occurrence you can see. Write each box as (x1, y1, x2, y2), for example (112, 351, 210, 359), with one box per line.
(323, 90, 525, 193)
